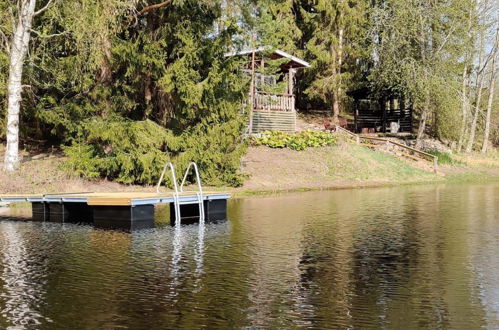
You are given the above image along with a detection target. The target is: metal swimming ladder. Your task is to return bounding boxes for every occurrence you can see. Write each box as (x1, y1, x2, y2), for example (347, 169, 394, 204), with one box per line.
(156, 162, 205, 225)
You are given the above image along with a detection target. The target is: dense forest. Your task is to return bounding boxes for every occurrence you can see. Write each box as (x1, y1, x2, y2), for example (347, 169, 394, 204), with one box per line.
(0, 0, 498, 186)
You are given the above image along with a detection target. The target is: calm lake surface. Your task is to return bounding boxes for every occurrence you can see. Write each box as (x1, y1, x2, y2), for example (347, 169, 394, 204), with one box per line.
(0, 183, 497, 329)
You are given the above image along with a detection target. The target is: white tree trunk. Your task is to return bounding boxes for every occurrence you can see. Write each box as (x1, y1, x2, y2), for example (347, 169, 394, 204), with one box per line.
(415, 92, 430, 149)
(466, 71, 484, 153)
(481, 34, 498, 153)
(416, 70, 430, 149)
(457, 64, 469, 152)
(3, 0, 37, 172)
(333, 26, 344, 125)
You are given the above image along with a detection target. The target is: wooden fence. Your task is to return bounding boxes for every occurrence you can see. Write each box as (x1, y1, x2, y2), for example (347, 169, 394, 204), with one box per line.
(334, 126, 438, 172)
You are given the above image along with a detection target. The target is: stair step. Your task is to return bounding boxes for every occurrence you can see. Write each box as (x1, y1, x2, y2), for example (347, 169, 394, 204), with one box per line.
(178, 200, 202, 205)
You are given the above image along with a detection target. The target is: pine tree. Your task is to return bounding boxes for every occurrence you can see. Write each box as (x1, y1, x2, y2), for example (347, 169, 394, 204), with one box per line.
(298, 0, 370, 123)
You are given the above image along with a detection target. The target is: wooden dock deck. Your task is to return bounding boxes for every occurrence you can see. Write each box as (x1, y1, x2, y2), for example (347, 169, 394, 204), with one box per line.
(0, 191, 230, 231)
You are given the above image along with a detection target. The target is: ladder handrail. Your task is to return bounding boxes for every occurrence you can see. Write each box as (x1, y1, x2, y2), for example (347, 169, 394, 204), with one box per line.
(180, 162, 205, 223)
(180, 162, 203, 194)
(156, 161, 179, 194)
(156, 161, 205, 225)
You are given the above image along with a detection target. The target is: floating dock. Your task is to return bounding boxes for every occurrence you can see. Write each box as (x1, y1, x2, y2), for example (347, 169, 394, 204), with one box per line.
(0, 191, 230, 231)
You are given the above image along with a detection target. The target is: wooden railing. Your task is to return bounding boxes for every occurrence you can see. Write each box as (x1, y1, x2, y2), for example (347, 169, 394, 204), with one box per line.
(253, 91, 295, 112)
(335, 125, 360, 144)
(333, 124, 438, 172)
(360, 136, 438, 172)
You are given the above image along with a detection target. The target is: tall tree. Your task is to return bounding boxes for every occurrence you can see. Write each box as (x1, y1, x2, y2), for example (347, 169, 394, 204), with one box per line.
(481, 27, 498, 153)
(465, 0, 498, 152)
(3, 0, 42, 171)
(370, 0, 474, 148)
(300, 0, 369, 124)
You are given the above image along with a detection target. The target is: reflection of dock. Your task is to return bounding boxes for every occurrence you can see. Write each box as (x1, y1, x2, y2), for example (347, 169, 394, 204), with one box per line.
(0, 191, 229, 231)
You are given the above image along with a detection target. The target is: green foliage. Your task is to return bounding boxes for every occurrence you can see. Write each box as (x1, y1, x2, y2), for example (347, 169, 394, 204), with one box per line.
(1, 0, 496, 188)
(427, 151, 464, 166)
(63, 118, 248, 187)
(254, 130, 337, 151)
(63, 120, 180, 184)
(15, 0, 250, 187)
(0, 50, 7, 139)
(298, 0, 370, 109)
(368, 0, 474, 141)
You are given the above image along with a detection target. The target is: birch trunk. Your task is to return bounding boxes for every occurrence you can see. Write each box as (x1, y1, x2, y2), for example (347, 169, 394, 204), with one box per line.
(415, 21, 429, 150)
(415, 89, 430, 149)
(481, 30, 498, 153)
(332, 26, 344, 125)
(466, 70, 484, 153)
(4, 0, 37, 171)
(457, 64, 469, 152)
(466, 26, 488, 153)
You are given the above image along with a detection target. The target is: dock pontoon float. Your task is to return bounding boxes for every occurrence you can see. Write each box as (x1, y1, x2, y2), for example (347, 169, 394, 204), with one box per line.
(0, 162, 229, 231)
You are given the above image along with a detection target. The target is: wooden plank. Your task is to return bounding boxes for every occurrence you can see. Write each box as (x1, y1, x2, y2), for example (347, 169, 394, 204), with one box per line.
(0, 194, 43, 198)
(88, 198, 133, 206)
(253, 113, 295, 118)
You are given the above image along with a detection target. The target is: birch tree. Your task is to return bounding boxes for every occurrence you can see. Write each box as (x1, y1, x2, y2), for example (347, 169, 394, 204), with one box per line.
(370, 0, 473, 148)
(481, 27, 498, 153)
(3, 0, 54, 171)
(464, 0, 497, 152)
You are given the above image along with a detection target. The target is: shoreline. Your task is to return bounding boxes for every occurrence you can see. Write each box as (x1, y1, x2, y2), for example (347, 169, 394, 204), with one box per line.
(1, 144, 498, 199)
(225, 169, 499, 198)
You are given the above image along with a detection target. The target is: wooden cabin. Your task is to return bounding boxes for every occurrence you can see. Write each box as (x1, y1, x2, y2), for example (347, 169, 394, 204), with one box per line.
(348, 88, 413, 134)
(227, 47, 310, 134)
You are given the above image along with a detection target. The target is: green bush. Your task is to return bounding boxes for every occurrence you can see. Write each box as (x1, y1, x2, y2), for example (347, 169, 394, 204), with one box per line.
(254, 130, 337, 151)
(62, 119, 248, 187)
(427, 151, 463, 166)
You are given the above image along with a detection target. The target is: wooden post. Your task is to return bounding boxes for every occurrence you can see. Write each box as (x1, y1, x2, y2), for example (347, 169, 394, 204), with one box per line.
(260, 58, 265, 88)
(381, 97, 387, 133)
(289, 68, 295, 112)
(354, 99, 358, 133)
(248, 34, 256, 134)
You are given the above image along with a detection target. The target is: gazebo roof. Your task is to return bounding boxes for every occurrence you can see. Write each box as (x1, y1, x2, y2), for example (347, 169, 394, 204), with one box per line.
(225, 47, 310, 69)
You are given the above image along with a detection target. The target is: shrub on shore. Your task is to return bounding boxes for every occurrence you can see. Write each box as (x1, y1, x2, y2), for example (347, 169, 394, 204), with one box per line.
(253, 130, 337, 151)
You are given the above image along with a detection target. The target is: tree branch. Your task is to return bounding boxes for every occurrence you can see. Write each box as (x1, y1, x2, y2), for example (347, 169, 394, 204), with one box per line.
(132, 0, 173, 20)
(0, 30, 10, 54)
(34, 0, 55, 16)
(30, 29, 70, 38)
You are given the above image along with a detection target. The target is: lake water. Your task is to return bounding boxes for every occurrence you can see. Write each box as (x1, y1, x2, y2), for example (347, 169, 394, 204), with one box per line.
(0, 183, 497, 329)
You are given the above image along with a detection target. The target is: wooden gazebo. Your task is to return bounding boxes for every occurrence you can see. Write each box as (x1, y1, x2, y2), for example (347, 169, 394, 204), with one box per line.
(226, 47, 310, 133)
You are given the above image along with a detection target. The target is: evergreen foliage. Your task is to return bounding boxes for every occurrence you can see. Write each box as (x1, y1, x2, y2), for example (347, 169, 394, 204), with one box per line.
(298, 0, 370, 111)
(64, 118, 248, 186)
(57, 0, 250, 187)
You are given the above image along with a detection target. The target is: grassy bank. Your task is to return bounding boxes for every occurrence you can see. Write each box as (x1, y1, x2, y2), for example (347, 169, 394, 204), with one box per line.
(0, 142, 498, 196)
(231, 142, 499, 196)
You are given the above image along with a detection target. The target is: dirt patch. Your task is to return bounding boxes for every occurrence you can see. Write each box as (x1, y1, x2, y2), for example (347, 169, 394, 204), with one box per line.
(0, 147, 153, 194)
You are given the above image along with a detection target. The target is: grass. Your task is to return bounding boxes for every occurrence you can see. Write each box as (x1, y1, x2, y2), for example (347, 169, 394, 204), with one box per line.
(333, 144, 434, 182)
(236, 141, 440, 193)
(427, 151, 465, 166)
